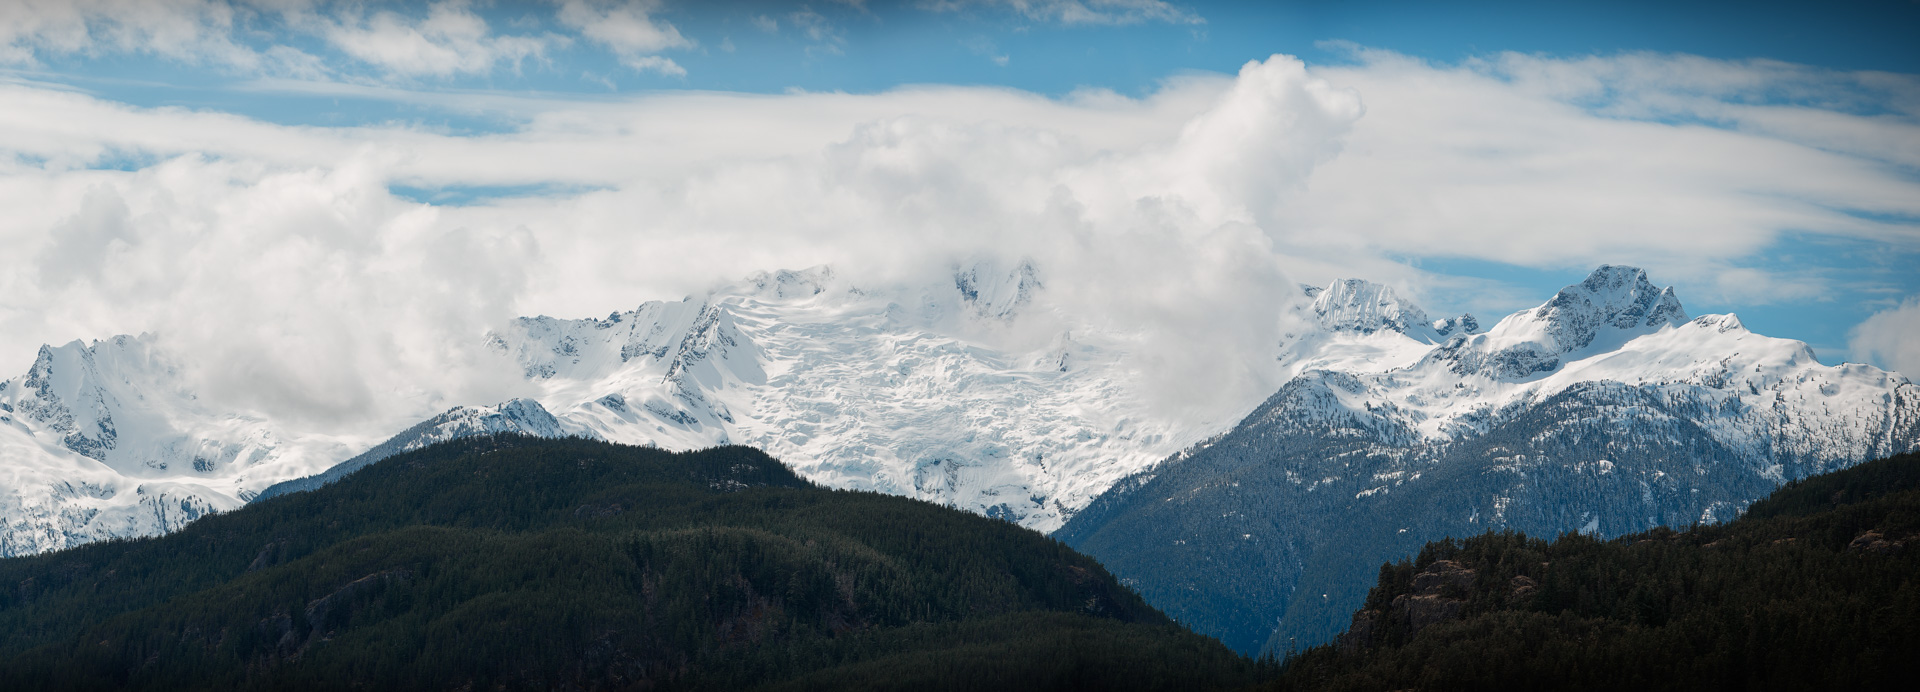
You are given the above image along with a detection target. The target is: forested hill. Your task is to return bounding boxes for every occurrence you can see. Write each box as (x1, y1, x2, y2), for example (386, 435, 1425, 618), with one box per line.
(1266, 450, 1920, 691)
(0, 435, 1259, 691)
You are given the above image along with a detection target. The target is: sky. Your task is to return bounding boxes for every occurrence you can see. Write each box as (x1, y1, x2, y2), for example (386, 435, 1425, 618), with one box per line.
(2, 0, 1918, 428)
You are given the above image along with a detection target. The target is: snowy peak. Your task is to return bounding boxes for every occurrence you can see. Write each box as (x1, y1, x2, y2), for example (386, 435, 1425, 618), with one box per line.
(1431, 314, 1480, 338)
(252, 398, 591, 502)
(1434, 265, 1688, 381)
(1690, 312, 1747, 335)
(955, 259, 1042, 321)
(1286, 265, 1916, 468)
(7, 340, 118, 462)
(747, 266, 835, 300)
(1312, 279, 1431, 336)
(1510, 264, 1687, 353)
(1307, 279, 1475, 344)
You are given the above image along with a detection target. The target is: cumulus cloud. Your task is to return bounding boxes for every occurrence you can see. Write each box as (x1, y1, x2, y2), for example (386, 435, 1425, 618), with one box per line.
(1851, 297, 1920, 378)
(0, 49, 1916, 431)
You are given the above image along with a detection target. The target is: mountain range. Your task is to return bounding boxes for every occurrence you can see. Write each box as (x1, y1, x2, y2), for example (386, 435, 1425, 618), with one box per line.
(4, 264, 1915, 658)
(0, 259, 1405, 555)
(1057, 265, 1920, 654)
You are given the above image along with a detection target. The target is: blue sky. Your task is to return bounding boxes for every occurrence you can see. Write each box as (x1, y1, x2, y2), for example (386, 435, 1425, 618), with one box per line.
(1, 0, 1917, 378)
(30, 1, 1920, 114)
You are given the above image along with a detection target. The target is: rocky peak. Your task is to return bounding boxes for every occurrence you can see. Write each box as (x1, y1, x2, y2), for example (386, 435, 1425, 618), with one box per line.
(1430, 266, 1690, 381)
(1307, 279, 1477, 344)
(1432, 314, 1480, 338)
(955, 259, 1042, 320)
(1311, 279, 1432, 337)
(1523, 265, 1688, 354)
(748, 266, 835, 300)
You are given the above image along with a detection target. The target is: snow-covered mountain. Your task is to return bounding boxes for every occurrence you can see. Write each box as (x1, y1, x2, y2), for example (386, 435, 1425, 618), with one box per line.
(251, 398, 597, 502)
(4, 263, 1912, 578)
(0, 260, 1286, 555)
(480, 263, 1236, 531)
(0, 336, 372, 556)
(1057, 265, 1920, 655)
(1305, 278, 1477, 344)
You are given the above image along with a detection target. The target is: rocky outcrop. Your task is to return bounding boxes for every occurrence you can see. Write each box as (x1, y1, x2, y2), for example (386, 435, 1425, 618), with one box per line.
(1848, 530, 1908, 555)
(1336, 560, 1478, 653)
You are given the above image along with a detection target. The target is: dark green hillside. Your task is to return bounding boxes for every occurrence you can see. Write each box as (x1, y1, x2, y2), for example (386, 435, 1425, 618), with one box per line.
(0, 435, 1258, 691)
(1265, 450, 1920, 691)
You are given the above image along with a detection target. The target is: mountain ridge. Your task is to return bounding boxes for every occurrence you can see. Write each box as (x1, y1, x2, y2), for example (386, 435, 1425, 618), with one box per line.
(0, 434, 1261, 690)
(3, 264, 1913, 565)
(1058, 265, 1919, 655)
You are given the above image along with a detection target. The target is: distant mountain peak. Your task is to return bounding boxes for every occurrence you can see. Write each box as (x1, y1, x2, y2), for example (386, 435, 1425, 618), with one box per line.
(1308, 278, 1475, 344)
(1525, 264, 1688, 351)
(954, 258, 1042, 321)
(1433, 265, 1688, 380)
(747, 266, 835, 300)
(1692, 312, 1747, 334)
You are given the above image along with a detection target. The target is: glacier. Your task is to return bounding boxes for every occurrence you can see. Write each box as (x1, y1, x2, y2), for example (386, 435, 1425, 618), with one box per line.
(0, 260, 1297, 554)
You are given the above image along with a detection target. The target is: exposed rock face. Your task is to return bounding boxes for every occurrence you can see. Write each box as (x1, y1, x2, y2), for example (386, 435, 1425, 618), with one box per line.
(1392, 560, 1476, 635)
(1309, 278, 1477, 344)
(1847, 531, 1908, 555)
(1509, 574, 1539, 600)
(1336, 560, 1477, 652)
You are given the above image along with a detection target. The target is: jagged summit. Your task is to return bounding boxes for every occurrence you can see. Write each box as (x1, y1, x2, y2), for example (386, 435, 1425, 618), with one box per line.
(1430, 265, 1688, 381)
(1305, 278, 1476, 344)
(954, 258, 1042, 321)
(747, 266, 835, 299)
(1060, 265, 1919, 656)
(4, 262, 1911, 562)
(1500, 264, 1687, 351)
(1311, 279, 1432, 337)
(1528, 264, 1687, 348)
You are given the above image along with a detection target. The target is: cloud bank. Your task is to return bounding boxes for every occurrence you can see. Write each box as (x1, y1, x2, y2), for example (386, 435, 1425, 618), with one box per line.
(1, 49, 1917, 434)
(1852, 298, 1920, 380)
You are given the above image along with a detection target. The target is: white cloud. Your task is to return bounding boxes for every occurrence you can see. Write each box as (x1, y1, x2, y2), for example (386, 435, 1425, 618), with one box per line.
(0, 0, 277, 69)
(1851, 296, 1920, 377)
(315, 0, 554, 78)
(921, 0, 1204, 25)
(0, 0, 695, 81)
(0, 49, 1916, 430)
(1269, 48, 1920, 290)
(554, 0, 691, 75)
(788, 7, 844, 53)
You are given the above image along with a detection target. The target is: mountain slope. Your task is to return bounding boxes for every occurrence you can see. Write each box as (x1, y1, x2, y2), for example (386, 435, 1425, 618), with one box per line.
(1265, 450, 1920, 691)
(0, 335, 376, 557)
(251, 398, 596, 502)
(1058, 266, 1920, 655)
(0, 261, 1275, 556)
(484, 263, 1239, 532)
(0, 435, 1259, 691)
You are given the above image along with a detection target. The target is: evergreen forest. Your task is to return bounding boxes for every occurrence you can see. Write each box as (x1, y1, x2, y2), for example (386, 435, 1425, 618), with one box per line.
(1264, 450, 1920, 691)
(0, 435, 1258, 691)
(5, 434, 1918, 690)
